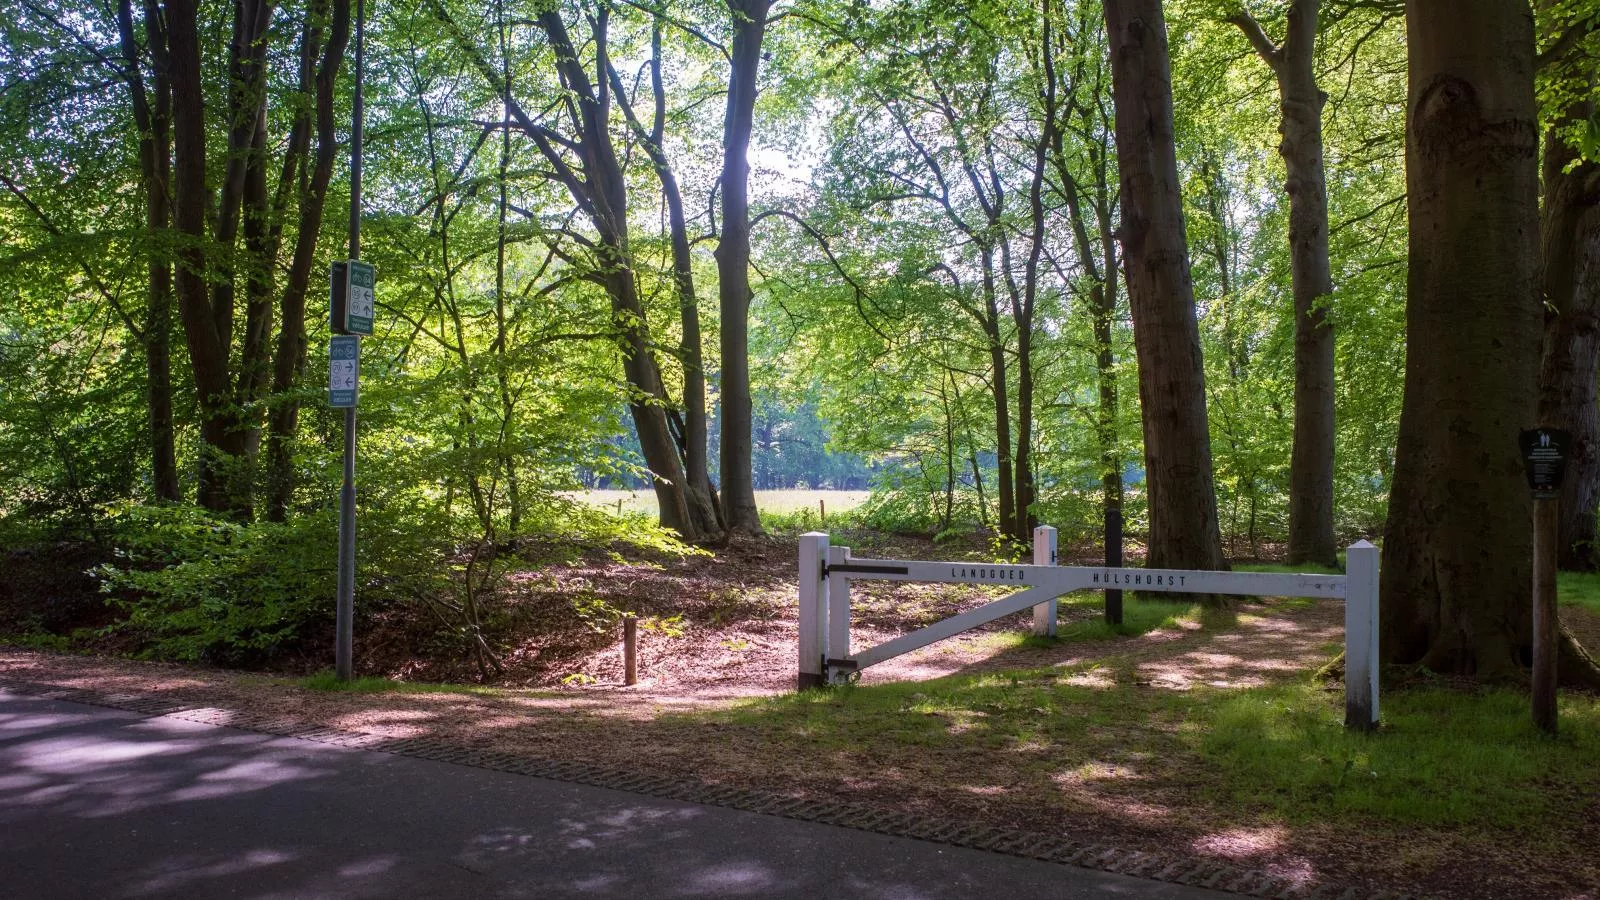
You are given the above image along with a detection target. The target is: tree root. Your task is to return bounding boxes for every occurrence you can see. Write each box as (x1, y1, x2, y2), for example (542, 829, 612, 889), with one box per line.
(1558, 624, 1600, 691)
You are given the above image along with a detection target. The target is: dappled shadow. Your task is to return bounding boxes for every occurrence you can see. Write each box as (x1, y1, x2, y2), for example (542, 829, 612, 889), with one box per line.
(1, 689, 1196, 899)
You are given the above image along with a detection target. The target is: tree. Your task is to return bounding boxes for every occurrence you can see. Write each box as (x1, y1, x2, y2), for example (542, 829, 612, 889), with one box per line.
(264, 0, 352, 521)
(1102, 0, 1227, 573)
(1379, 0, 1549, 679)
(1228, 0, 1337, 567)
(113, 0, 180, 503)
(716, 0, 774, 537)
(1536, 0, 1600, 570)
(604, 16, 724, 539)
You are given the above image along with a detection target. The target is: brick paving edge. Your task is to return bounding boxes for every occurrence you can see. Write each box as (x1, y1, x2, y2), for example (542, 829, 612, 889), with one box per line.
(0, 675, 1412, 900)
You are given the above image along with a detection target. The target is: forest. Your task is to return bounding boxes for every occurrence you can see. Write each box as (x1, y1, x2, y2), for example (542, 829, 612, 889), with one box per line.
(6, 0, 1600, 895)
(4, 0, 1600, 693)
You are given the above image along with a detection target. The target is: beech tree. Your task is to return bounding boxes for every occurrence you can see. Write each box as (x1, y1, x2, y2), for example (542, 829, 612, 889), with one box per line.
(1102, 0, 1227, 573)
(1536, 0, 1600, 570)
(1228, 0, 1337, 567)
(1380, 0, 1599, 685)
(716, 0, 774, 537)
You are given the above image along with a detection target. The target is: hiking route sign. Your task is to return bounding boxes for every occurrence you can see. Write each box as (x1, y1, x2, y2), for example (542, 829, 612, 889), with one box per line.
(330, 260, 376, 335)
(328, 335, 360, 408)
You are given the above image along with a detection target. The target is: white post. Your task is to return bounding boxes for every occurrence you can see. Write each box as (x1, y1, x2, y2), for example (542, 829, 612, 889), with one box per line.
(798, 532, 829, 690)
(832, 544, 857, 682)
(826, 545, 853, 683)
(1344, 540, 1380, 731)
(1031, 525, 1059, 637)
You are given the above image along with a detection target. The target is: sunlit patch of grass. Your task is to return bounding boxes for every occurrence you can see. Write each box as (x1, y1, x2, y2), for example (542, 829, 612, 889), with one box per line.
(1556, 570, 1600, 614)
(299, 672, 502, 696)
(702, 662, 1600, 832)
(1198, 685, 1600, 827)
(1056, 597, 1202, 641)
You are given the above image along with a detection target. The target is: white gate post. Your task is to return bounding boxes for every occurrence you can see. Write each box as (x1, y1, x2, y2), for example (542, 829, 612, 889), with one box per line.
(798, 532, 829, 690)
(1031, 525, 1059, 637)
(826, 545, 853, 683)
(1344, 540, 1380, 731)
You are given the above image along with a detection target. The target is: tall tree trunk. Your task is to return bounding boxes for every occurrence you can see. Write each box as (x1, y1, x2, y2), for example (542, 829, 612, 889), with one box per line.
(1011, 0, 1060, 547)
(1536, 12, 1600, 571)
(716, 0, 773, 537)
(539, 9, 698, 540)
(1102, 0, 1227, 574)
(980, 248, 1016, 536)
(236, 105, 276, 469)
(166, 0, 243, 515)
(168, 0, 276, 516)
(1538, 161, 1600, 569)
(1380, 0, 1540, 679)
(606, 21, 722, 539)
(1231, 1, 1338, 567)
(1057, 109, 1125, 517)
(265, 0, 349, 522)
(116, 0, 180, 502)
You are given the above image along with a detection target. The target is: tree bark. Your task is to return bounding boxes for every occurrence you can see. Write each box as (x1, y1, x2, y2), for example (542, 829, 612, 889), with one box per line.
(266, 0, 350, 522)
(1535, 8, 1600, 571)
(715, 0, 773, 537)
(606, 21, 723, 539)
(116, 0, 180, 502)
(1380, 0, 1541, 679)
(166, 0, 239, 515)
(1538, 135, 1600, 571)
(980, 249, 1016, 538)
(538, 9, 697, 540)
(1231, 1, 1338, 567)
(1102, 0, 1227, 574)
(166, 0, 277, 516)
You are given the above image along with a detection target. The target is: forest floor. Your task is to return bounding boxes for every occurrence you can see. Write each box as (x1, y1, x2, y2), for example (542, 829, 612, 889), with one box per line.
(3, 531, 1599, 899)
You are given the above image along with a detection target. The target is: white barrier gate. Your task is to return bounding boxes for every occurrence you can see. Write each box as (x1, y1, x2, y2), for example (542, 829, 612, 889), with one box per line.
(798, 529, 1380, 730)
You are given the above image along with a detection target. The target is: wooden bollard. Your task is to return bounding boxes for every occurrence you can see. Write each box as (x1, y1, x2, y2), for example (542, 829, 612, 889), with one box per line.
(623, 615, 638, 686)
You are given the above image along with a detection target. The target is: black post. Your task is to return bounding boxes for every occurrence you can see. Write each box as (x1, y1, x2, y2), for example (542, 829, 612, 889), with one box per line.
(1105, 506, 1123, 626)
(335, 0, 365, 682)
(1533, 497, 1559, 734)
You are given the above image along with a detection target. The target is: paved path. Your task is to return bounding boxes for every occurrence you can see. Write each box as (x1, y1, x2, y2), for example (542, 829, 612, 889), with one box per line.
(0, 689, 1231, 899)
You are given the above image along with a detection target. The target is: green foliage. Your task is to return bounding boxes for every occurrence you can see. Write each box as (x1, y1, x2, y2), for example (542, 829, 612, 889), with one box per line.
(93, 505, 345, 662)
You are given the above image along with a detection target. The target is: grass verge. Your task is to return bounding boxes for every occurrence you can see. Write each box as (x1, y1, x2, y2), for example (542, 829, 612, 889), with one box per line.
(700, 663, 1600, 833)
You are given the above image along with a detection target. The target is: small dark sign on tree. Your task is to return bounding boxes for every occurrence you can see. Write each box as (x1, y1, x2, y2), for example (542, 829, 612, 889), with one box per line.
(1520, 428, 1572, 498)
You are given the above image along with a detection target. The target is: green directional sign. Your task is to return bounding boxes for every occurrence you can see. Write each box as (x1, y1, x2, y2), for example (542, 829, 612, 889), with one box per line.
(329, 335, 360, 408)
(330, 260, 376, 335)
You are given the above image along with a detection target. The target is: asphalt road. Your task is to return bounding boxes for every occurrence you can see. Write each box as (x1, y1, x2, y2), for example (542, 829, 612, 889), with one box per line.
(0, 688, 1232, 899)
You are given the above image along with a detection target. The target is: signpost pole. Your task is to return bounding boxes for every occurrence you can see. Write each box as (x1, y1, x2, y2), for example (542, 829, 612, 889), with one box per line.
(1105, 506, 1123, 626)
(1533, 496, 1559, 734)
(335, 0, 365, 683)
(1520, 426, 1569, 734)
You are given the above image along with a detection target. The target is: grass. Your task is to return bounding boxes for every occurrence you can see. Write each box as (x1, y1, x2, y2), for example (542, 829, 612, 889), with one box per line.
(1052, 592, 1204, 640)
(299, 671, 503, 696)
(1233, 560, 1345, 575)
(1201, 683, 1600, 827)
(702, 662, 1600, 833)
(1556, 569, 1600, 614)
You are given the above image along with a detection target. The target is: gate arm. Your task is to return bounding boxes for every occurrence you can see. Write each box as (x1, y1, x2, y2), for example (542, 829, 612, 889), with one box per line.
(851, 583, 1064, 670)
